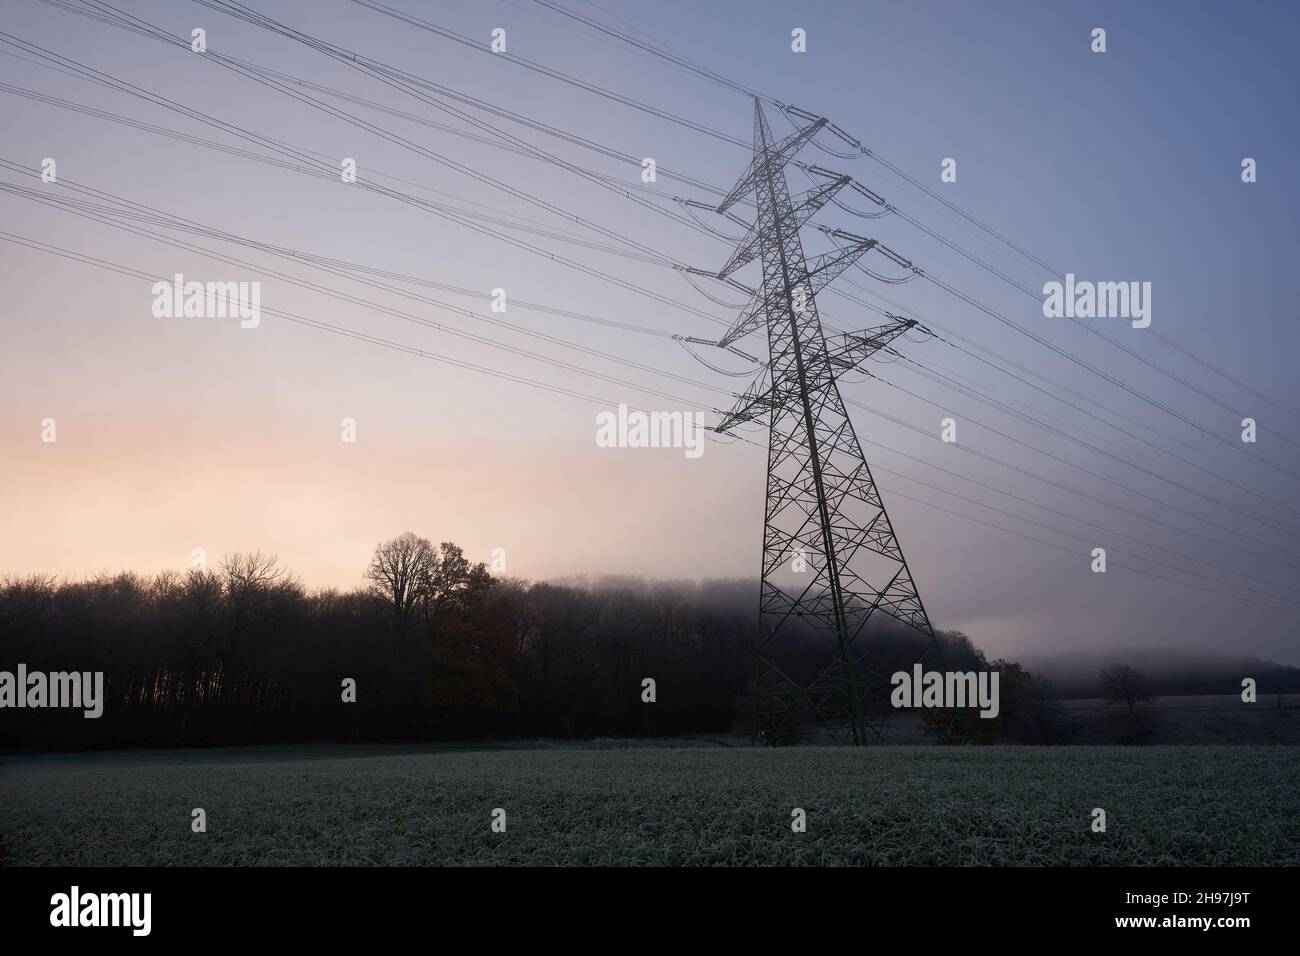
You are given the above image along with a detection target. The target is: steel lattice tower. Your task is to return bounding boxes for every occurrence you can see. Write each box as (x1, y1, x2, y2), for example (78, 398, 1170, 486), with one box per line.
(691, 100, 945, 745)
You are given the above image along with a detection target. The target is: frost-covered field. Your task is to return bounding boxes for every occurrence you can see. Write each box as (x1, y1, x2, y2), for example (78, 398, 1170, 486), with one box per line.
(2, 745, 1296, 865)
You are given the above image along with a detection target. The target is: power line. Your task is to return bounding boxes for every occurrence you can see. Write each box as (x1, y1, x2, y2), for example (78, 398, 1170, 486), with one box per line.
(521, 0, 1300, 426)
(0, 29, 740, 334)
(855, 436, 1300, 605)
(79, 0, 1300, 493)
(837, 276, 1279, 485)
(12, 1, 1300, 621)
(7, 65, 1289, 574)
(17, 44, 1288, 531)
(7, 223, 1295, 617)
(13, 156, 1299, 601)
(0, 230, 668, 411)
(871, 371, 1300, 562)
(841, 394, 1300, 575)
(0, 177, 725, 408)
(893, 349, 1300, 523)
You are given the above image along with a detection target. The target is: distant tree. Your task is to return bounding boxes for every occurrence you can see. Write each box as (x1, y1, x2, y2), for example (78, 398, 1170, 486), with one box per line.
(366, 532, 437, 639)
(936, 630, 989, 672)
(1100, 663, 1156, 714)
(420, 542, 493, 638)
(215, 551, 300, 705)
(989, 660, 1067, 743)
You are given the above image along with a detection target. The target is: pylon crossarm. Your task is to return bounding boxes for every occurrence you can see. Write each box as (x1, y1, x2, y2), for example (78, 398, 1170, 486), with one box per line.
(789, 177, 851, 227)
(820, 225, 919, 277)
(799, 163, 891, 211)
(717, 116, 828, 213)
(681, 197, 750, 229)
(717, 281, 810, 349)
(717, 176, 850, 279)
(781, 104, 867, 156)
(803, 237, 878, 287)
(714, 371, 779, 433)
(825, 318, 917, 374)
(676, 335, 762, 365)
(717, 240, 879, 350)
(716, 291, 771, 348)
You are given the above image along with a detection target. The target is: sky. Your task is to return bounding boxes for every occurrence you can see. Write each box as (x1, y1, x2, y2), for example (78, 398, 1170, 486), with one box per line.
(1, 0, 1298, 663)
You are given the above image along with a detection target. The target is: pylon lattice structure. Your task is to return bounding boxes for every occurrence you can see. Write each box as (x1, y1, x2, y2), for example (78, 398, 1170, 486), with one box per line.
(692, 99, 946, 745)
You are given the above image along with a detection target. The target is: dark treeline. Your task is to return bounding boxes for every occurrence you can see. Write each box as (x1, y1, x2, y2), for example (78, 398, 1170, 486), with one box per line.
(0, 534, 1029, 751)
(0, 534, 753, 750)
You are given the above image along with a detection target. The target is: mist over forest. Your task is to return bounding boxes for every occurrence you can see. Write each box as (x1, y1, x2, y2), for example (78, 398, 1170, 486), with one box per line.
(2, 535, 1295, 752)
(0, 534, 981, 750)
(1020, 648, 1300, 698)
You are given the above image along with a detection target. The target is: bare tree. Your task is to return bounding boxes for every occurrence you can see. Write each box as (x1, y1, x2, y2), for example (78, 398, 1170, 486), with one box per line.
(366, 532, 437, 638)
(216, 551, 298, 701)
(1100, 663, 1156, 714)
(221, 551, 294, 626)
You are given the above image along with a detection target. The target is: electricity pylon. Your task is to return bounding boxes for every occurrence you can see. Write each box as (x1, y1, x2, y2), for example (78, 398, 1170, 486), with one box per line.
(688, 99, 945, 745)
